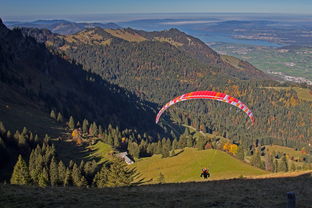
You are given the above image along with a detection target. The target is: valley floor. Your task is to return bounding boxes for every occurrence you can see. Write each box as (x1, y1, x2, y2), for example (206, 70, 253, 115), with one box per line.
(1, 172, 312, 208)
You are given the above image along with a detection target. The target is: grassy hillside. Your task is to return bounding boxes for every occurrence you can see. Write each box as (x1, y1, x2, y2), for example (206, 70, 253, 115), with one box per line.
(0, 98, 63, 137)
(132, 148, 267, 183)
(87, 141, 114, 163)
(1, 173, 312, 208)
(105, 29, 147, 42)
(265, 145, 306, 158)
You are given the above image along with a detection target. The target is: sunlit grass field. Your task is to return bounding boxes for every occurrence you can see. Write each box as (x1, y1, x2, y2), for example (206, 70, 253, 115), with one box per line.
(132, 148, 267, 183)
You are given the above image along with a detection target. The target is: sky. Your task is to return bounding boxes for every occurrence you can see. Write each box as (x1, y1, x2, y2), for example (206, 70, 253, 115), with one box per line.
(1, 0, 312, 21)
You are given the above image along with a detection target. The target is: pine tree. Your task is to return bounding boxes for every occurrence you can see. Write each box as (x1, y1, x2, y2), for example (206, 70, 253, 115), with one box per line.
(80, 175, 88, 187)
(50, 110, 56, 119)
(14, 130, 20, 141)
(29, 132, 34, 143)
(0, 121, 6, 134)
(28, 150, 37, 182)
(68, 116, 75, 130)
(69, 160, 74, 169)
(57, 112, 63, 123)
(79, 160, 85, 172)
(184, 128, 190, 136)
(82, 119, 89, 134)
(90, 122, 98, 136)
(64, 168, 71, 187)
(290, 162, 296, 172)
(172, 139, 178, 151)
(71, 163, 86, 187)
(58, 161, 66, 183)
(38, 167, 49, 187)
(34, 134, 39, 143)
(278, 155, 288, 172)
(84, 160, 97, 183)
(49, 157, 59, 186)
(106, 158, 138, 187)
(156, 141, 162, 154)
(6, 130, 12, 139)
(178, 135, 188, 148)
(10, 155, 31, 185)
(128, 142, 140, 159)
(0, 137, 5, 149)
(251, 149, 262, 168)
(21, 127, 28, 135)
(18, 134, 26, 147)
(107, 135, 114, 146)
(44, 134, 50, 143)
(272, 159, 277, 172)
(113, 136, 120, 147)
(195, 135, 206, 150)
(186, 136, 193, 147)
(264, 151, 273, 171)
(236, 144, 245, 160)
(98, 125, 103, 135)
(161, 145, 170, 158)
(93, 165, 109, 188)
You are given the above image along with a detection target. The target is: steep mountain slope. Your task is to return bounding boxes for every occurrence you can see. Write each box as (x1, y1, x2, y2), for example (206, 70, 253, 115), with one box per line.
(22, 27, 270, 102)
(135, 28, 269, 79)
(0, 19, 161, 136)
(5, 19, 121, 35)
(20, 26, 312, 147)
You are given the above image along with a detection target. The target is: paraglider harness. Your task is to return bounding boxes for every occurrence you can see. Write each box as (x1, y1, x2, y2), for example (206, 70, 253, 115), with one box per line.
(200, 168, 210, 179)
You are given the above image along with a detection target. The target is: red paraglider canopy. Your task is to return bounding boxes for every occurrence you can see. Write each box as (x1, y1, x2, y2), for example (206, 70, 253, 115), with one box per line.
(155, 91, 255, 125)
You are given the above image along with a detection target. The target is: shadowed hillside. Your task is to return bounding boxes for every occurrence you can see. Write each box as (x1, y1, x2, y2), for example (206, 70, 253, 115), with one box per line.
(0, 19, 162, 136)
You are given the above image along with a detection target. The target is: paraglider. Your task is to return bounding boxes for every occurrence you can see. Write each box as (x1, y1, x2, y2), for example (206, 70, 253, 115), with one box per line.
(155, 91, 255, 125)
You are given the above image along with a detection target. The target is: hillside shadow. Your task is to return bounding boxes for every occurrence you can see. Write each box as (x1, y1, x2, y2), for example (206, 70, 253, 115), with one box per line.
(51, 139, 99, 164)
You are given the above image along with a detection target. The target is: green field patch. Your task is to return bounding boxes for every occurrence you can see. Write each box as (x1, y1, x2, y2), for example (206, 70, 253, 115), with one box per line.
(212, 44, 312, 82)
(105, 29, 147, 42)
(86, 141, 114, 163)
(265, 145, 306, 158)
(132, 148, 267, 183)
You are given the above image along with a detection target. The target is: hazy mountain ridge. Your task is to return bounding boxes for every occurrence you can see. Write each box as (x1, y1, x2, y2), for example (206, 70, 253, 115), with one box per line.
(5, 19, 121, 35)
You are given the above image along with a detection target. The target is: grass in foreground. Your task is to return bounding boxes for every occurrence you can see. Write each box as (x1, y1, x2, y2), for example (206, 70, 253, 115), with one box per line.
(1, 173, 311, 208)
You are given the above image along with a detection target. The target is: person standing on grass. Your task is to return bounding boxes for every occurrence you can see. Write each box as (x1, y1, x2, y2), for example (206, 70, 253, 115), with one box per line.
(200, 168, 210, 179)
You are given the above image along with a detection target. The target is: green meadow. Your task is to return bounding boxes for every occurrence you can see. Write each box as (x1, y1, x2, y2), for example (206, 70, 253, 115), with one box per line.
(132, 148, 267, 183)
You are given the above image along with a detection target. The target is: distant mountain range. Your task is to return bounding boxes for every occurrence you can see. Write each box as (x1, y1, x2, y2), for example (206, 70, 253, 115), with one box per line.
(4, 19, 121, 35)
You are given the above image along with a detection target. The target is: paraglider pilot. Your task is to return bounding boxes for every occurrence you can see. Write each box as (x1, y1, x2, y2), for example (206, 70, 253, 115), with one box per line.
(200, 168, 210, 179)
